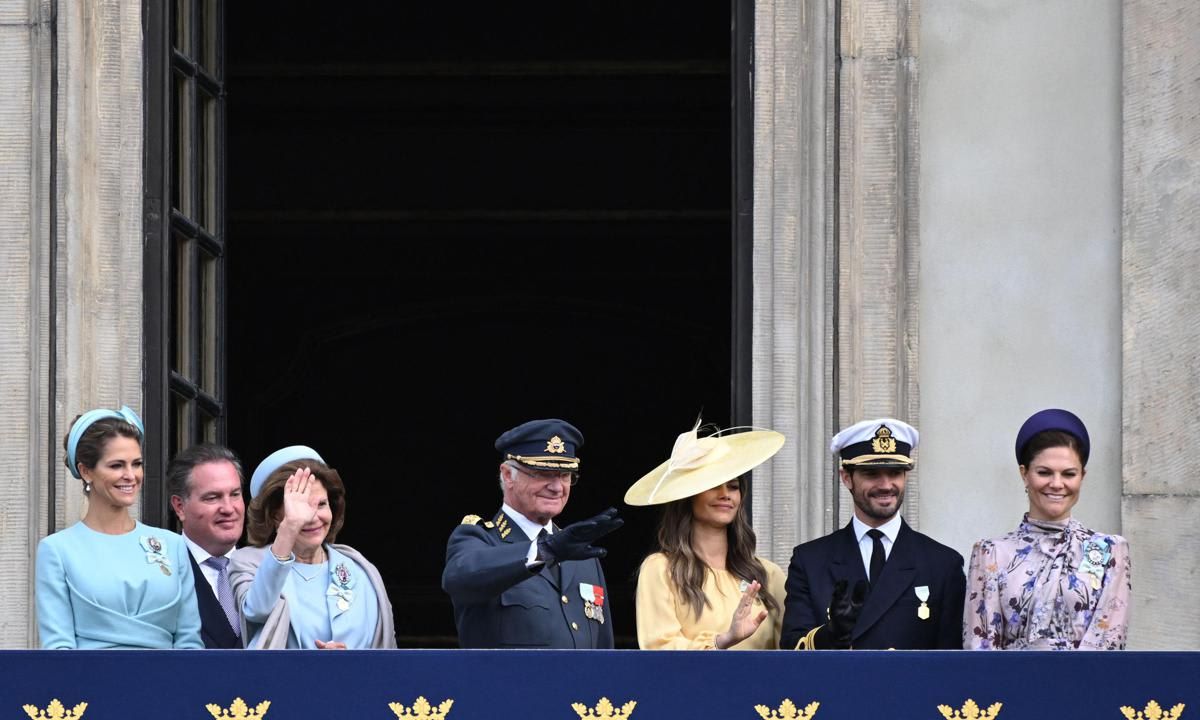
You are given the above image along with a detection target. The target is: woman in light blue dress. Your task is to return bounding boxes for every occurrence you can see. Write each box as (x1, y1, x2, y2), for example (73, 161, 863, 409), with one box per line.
(229, 446, 396, 649)
(36, 406, 202, 649)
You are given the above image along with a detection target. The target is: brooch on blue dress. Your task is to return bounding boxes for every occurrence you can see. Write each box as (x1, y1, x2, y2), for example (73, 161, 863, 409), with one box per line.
(139, 535, 172, 576)
(327, 561, 355, 613)
(1078, 539, 1111, 591)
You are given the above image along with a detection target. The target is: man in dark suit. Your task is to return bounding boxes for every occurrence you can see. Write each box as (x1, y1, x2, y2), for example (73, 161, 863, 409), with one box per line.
(442, 419, 622, 648)
(168, 444, 245, 649)
(782, 419, 965, 650)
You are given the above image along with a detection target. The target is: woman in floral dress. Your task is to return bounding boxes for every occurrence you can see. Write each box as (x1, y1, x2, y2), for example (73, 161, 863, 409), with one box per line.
(964, 409, 1130, 649)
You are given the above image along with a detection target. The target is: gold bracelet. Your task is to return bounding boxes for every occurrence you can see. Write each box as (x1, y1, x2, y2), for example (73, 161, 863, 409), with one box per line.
(272, 550, 294, 563)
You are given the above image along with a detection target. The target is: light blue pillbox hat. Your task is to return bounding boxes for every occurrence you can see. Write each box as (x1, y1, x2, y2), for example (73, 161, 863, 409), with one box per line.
(250, 445, 324, 498)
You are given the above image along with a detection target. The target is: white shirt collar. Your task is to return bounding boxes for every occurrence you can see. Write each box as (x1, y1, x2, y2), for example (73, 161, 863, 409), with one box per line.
(501, 503, 554, 542)
(182, 531, 235, 565)
(851, 513, 902, 544)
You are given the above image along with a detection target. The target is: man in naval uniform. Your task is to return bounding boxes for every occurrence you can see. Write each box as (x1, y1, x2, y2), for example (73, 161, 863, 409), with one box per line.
(781, 419, 965, 650)
(442, 419, 623, 648)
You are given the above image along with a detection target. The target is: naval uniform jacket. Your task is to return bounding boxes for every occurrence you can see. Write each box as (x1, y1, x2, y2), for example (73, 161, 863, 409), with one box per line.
(442, 510, 614, 649)
(781, 519, 965, 650)
(188, 553, 242, 649)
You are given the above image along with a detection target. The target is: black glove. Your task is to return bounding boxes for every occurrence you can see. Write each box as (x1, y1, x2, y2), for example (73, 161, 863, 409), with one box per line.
(535, 507, 623, 565)
(815, 579, 867, 649)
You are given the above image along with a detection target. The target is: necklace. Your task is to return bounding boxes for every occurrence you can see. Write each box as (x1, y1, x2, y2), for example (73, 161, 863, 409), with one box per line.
(291, 562, 325, 582)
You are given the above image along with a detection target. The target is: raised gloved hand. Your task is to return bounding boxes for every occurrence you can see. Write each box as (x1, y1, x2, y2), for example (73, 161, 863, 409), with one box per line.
(818, 579, 867, 649)
(536, 507, 623, 565)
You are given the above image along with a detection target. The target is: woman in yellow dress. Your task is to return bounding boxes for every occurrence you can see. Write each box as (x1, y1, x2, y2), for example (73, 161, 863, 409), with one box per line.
(627, 424, 786, 649)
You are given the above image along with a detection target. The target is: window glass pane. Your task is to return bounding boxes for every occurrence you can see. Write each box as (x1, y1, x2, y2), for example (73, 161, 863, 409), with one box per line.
(171, 392, 191, 458)
(202, 413, 217, 443)
(173, 0, 191, 55)
(200, 0, 220, 76)
(199, 92, 217, 232)
(173, 234, 192, 375)
(173, 73, 192, 216)
(199, 249, 218, 391)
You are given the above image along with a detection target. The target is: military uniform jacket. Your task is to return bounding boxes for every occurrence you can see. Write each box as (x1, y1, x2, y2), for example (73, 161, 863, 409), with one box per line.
(442, 510, 614, 649)
(781, 519, 965, 650)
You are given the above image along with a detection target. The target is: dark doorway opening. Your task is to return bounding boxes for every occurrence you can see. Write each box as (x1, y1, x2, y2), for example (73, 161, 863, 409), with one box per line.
(226, 4, 732, 647)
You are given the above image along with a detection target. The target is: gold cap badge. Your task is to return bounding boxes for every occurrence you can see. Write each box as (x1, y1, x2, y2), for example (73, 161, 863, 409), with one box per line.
(545, 435, 566, 453)
(871, 425, 897, 454)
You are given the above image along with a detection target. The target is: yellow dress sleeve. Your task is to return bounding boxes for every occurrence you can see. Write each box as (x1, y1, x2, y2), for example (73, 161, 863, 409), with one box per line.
(635, 553, 720, 650)
(762, 558, 788, 650)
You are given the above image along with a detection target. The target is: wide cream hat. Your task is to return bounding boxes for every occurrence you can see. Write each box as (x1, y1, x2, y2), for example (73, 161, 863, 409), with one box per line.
(624, 423, 785, 506)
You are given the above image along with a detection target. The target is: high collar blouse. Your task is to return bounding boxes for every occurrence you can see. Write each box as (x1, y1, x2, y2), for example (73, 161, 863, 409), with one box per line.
(964, 514, 1131, 650)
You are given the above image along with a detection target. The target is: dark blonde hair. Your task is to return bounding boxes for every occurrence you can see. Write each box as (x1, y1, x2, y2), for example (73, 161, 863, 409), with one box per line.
(246, 459, 346, 547)
(653, 481, 779, 619)
(61, 415, 143, 490)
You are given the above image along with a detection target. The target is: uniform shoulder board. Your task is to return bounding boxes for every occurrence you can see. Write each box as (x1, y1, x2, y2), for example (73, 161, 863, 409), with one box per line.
(461, 514, 482, 526)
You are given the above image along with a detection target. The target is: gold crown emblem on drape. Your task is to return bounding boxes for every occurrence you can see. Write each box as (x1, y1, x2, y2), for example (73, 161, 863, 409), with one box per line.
(389, 697, 454, 719)
(937, 699, 1002, 719)
(22, 700, 87, 720)
(754, 698, 820, 719)
(1120, 701, 1186, 720)
(571, 698, 637, 718)
(206, 698, 271, 719)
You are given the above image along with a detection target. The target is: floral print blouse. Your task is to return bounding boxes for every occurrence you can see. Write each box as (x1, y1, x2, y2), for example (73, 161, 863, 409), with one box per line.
(964, 515, 1131, 650)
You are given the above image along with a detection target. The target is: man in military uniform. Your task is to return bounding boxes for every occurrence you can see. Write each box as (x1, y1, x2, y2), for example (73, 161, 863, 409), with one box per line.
(781, 419, 965, 650)
(442, 419, 623, 648)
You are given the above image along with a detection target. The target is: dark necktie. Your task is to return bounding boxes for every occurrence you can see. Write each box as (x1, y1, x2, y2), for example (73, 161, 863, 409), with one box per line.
(867, 529, 886, 586)
(537, 528, 562, 588)
(203, 556, 241, 638)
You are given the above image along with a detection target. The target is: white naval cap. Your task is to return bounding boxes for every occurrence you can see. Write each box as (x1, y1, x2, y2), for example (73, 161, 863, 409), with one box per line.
(830, 418, 918, 469)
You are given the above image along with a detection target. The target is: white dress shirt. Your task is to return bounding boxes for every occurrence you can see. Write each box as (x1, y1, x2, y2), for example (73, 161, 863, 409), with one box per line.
(501, 502, 554, 566)
(851, 513, 902, 579)
(182, 532, 236, 598)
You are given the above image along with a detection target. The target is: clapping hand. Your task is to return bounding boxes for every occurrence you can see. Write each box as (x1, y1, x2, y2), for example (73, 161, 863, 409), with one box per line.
(715, 579, 768, 649)
(314, 639, 347, 650)
(536, 507, 624, 565)
(822, 579, 867, 648)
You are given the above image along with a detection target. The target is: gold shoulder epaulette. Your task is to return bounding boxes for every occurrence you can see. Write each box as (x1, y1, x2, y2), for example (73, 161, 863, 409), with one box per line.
(461, 514, 482, 526)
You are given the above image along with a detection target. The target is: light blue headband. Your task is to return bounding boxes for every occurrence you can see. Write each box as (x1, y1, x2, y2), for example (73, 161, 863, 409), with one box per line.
(250, 445, 324, 498)
(66, 406, 145, 479)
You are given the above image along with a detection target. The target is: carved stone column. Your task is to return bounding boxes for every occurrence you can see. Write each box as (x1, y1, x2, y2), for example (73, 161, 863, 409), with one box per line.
(836, 0, 921, 527)
(1121, 0, 1200, 649)
(751, 0, 838, 561)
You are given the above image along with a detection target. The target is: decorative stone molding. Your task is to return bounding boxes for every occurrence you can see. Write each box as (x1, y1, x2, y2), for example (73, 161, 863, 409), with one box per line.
(1121, 0, 1200, 649)
(751, 0, 838, 560)
(836, 0, 921, 527)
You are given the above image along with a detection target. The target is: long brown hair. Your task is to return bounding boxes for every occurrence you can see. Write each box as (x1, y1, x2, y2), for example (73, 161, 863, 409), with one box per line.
(653, 482, 779, 619)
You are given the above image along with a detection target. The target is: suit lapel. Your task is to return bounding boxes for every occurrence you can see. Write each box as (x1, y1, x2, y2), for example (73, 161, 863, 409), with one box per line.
(830, 523, 868, 585)
(853, 519, 917, 641)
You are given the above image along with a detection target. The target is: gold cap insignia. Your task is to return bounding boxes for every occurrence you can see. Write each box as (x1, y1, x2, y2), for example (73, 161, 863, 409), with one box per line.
(937, 700, 1003, 720)
(545, 435, 566, 454)
(389, 697, 454, 720)
(206, 698, 271, 720)
(1120, 701, 1186, 720)
(871, 425, 897, 454)
(572, 698, 637, 718)
(23, 700, 88, 720)
(754, 699, 820, 719)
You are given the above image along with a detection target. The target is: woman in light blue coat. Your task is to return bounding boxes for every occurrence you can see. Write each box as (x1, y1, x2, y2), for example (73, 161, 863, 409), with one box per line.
(230, 446, 395, 649)
(35, 406, 202, 649)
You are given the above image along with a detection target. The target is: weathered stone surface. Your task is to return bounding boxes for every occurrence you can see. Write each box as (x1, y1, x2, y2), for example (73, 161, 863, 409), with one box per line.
(1122, 495, 1200, 649)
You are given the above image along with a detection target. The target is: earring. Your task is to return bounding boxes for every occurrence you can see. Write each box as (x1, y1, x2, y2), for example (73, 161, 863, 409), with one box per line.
(83, 481, 92, 494)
